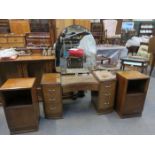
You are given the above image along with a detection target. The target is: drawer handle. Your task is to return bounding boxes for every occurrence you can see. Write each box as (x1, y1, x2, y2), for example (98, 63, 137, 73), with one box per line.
(104, 102, 109, 105)
(105, 85, 111, 88)
(50, 106, 56, 110)
(105, 93, 111, 96)
(49, 98, 56, 101)
(48, 89, 56, 92)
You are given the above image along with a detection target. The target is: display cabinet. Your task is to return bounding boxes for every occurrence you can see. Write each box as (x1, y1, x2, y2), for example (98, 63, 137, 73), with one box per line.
(138, 21, 154, 36)
(0, 34, 25, 48)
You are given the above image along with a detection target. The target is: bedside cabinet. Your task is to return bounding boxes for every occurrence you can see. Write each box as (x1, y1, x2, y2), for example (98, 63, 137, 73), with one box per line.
(115, 71, 150, 118)
(41, 73, 63, 119)
(91, 71, 116, 114)
(0, 78, 39, 134)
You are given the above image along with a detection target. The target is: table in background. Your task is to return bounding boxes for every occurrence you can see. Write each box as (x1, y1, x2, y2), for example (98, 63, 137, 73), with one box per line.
(120, 57, 149, 73)
(96, 45, 128, 65)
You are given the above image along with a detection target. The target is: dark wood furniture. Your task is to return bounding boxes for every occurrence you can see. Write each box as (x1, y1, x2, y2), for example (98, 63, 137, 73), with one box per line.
(127, 46, 139, 56)
(148, 36, 155, 75)
(41, 73, 63, 118)
(120, 57, 149, 73)
(115, 71, 150, 118)
(91, 23, 104, 44)
(0, 34, 25, 48)
(0, 78, 39, 134)
(0, 55, 56, 102)
(150, 53, 155, 75)
(91, 71, 116, 114)
(30, 19, 50, 32)
(0, 19, 10, 33)
(26, 32, 52, 47)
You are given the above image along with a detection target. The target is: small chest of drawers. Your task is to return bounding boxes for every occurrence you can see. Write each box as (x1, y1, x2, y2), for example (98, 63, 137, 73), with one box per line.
(91, 71, 116, 114)
(41, 73, 63, 119)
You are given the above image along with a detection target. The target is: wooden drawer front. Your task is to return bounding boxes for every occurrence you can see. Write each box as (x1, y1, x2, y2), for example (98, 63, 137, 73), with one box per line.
(98, 80, 116, 110)
(43, 85, 61, 98)
(9, 43, 25, 47)
(0, 37, 7, 43)
(42, 85, 62, 115)
(102, 80, 116, 93)
(0, 43, 10, 48)
(8, 37, 24, 43)
(123, 94, 145, 115)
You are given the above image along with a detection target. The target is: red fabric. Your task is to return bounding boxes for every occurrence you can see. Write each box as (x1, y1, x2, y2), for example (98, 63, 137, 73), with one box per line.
(68, 48, 84, 58)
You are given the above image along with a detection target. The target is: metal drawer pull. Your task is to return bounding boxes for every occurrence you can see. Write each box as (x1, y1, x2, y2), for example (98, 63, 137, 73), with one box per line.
(105, 85, 111, 88)
(49, 98, 56, 101)
(50, 106, 56, 110)
(48, 89, 56, 92)
(105, 93, 111, 96)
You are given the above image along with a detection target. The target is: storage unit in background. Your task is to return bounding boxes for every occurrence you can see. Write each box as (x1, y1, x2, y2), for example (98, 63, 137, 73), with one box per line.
(9, 19, 30, 35)
(0, 34, 25, 48)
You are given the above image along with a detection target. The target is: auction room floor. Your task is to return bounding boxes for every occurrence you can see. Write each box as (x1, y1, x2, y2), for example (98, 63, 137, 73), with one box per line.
(0, 70, 155, 135)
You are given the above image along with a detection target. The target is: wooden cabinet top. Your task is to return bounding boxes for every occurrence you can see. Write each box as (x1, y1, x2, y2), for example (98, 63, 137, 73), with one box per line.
(117, 71, 149, 80)
(0, 55, 55, 63)
(93, 70, 116, 82)
(41, 73, 61, 85)
(61, 74, 98, 86)
(0, 78, 36, 91)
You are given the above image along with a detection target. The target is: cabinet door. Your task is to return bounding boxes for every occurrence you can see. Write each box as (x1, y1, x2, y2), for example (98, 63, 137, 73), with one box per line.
(123, 94, 145, 114)
(9, 19, 30, 34)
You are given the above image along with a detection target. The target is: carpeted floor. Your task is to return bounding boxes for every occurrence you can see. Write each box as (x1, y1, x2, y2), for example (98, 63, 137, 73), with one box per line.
(0, 69, 155, 135)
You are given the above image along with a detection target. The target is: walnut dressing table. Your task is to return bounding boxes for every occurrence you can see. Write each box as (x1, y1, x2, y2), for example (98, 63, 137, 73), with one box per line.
(41, 71, 116, 118)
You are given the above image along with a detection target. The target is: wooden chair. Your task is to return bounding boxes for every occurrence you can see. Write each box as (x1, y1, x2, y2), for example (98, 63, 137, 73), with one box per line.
(101, 19, 122, 45)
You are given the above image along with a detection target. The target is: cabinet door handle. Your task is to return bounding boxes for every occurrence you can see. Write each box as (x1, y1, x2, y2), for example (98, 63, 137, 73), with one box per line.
(50, 106, 56, 110)
(48, 89, 56, 92)
(105, 85, 111, 88)
(49, 98, 56, 101)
